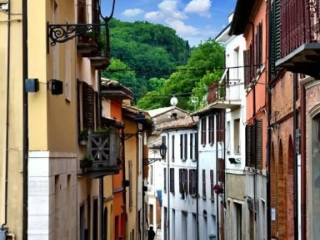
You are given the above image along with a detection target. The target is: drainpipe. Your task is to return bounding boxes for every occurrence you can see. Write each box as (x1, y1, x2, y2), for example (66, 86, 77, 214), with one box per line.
(99, 177, 104, 240)
(167, 131, 170, 240)
(196, 129, 199, 240)
(293, 74, 299, 240)
(22, 0, 29, 238)
(215, 113, 219, 240)
(300, 82, 306, 240)
(1, 0, 11, 231)
(266, 1, 272, 238)
(121, 129, 127, 240)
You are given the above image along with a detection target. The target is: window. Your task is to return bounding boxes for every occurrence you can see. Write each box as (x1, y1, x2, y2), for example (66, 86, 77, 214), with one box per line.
(180, 134, 183, 160)
(103, 207, 108, 240)
(235, 203, 242, 240)
(189, 169, 197, 197)
(201, 117, 207, 145)
(195, 133, 199, 161)
(149, 205, 154, 225)
(245, 120, 263, 169)
(172, 209, 176, 239)
(170, 168, 175, 194)
(208, 115, 215, 145)
(164, 168, 167, 193)
(162, 135, 167, 161)
(202, 170, 206, 199)
(190, 133, 194, 160)
(179, 169, 188, 198)
(172, 135, 175, 161)
(180, 134, 188, 161)
(234, 119, 240, 154)
(216, 111, 225, 142)
(184, 134, 188, 160)
(93, 199, 98, 240)
(210, 170, 214, 201)
(164, 207, 168, 240)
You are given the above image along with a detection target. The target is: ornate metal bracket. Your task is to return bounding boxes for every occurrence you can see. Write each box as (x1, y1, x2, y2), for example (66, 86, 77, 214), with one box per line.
(47, 23, 102, 46)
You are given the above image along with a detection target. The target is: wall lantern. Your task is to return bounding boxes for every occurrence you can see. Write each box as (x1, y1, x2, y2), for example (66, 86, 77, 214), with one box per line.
(48, 79, 63, 95)
(25, 78, 39, 93)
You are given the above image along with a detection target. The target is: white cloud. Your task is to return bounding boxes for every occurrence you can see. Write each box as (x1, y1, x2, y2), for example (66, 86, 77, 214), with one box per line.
(184, 0, 211, 16)
(144, 11, 164, 22)
(165, 19, 199, 37)
(122, 8, 144, 18)
(158, 0, 186, 19)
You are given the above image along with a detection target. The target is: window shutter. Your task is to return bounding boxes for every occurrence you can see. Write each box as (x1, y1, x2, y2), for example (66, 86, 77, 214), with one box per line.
(180, 134, 183, 160)
(259, 23, 263, 66)
(256, 120, 263, 169)
(82, 83, 95, 130)
(184, 134, 188, 160)
(190, 134, 193, 160)
(244, 49, 250, 87)
(202, 170, 206, 199)
(172, 135, 175, 161)
(170, 168, 175, 194)
(164, 168, 167, 193)
(201, 118, 207, 145)
(270, 0, 281, 77)
(195, 133, 199, 161)
(179, 169, 183, 194)
(189, 170, 193, 195)
(245, 125, 251, 167)
(210, 170, 214, 201)
(77, 81, 81, 134)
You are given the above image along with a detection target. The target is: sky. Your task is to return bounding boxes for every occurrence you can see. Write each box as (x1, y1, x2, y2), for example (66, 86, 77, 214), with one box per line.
(103, 0, 236, 46)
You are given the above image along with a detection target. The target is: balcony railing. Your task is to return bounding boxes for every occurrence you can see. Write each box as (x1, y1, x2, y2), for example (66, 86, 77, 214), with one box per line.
(207, 69, 242, 110)
(80, 127, 121, 177)
(276, 0, 320, 76)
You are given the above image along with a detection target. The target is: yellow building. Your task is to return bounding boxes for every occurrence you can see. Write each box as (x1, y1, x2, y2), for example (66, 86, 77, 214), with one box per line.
(123, 104, 151, 240)
(0, 0, 117, 239)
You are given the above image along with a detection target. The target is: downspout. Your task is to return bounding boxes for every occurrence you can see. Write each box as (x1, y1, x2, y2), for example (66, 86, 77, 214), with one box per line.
(215, 113, 219, 240)
(99, 177, 104, 240)
(248, 21, 257, 236)
(22, 0, 29, 238)
(266, 1, 272, 239)
(300, 82, 306, 240)
(141, 130, 145, 240)
(293, 74, 298, 240)
(1, 0, 11, 230)
(196, 128, 199, 240)
(122, 129, 127, 240)
(167, 131, 170, 240)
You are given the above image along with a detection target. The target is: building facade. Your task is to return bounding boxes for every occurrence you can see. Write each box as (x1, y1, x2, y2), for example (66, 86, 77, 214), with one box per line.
(160, 116, 199, 240)
(230, 0, 269, 239)
(215, 15, 248, 240)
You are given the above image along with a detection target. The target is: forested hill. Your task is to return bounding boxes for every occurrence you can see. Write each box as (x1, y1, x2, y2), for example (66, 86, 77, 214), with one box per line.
(103, 19, 224, 110)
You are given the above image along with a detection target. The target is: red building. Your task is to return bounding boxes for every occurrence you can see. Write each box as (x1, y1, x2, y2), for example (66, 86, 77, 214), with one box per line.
(230, 0, 269, 238)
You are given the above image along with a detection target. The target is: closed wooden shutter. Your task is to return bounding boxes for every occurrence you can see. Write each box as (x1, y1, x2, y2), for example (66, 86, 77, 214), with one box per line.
(164, 168, 167, 193)
(170, 168, 175, 194)
(195, 133, 199, 161)
(82, 83, 95, 130)
(184, 134, 188, 160)
(210, 170, 214, 201)
(245, 125, 252, 167)
(201, 117, 207, 145)
(180, 134, 183, 160)
(202, 170, 206, 199)
(77, 80, 81, 134)
(244, 49, 250, 87)
(179, 169, 183, 194)
(77, 0, 86, 23)
(183, 169, 188, 195)
(172, 135, 175, 161)
(256, 120, 263, 169)
(270, 0, 281, 77)
(190, 134, 193, 160)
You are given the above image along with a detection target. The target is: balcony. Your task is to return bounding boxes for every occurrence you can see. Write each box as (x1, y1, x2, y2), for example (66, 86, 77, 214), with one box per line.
(80, 126, 121, 178)
(207, 70, 242, 110)
(276, 0, 320, 77)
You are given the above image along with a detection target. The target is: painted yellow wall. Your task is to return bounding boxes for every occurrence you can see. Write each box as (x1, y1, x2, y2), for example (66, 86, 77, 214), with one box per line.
(0, 0, 24, 238)
(124, 117, 138, 239)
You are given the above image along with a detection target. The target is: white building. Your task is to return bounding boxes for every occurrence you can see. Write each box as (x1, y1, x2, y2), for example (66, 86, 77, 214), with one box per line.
(160, 116, 199, 240)
(193, 106, 223, 240)
(215, 14, 266, 240)
(146, 107, 189, 239)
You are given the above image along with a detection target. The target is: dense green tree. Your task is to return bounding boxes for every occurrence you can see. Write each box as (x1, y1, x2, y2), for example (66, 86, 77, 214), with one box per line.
(137, 40, 225, 110)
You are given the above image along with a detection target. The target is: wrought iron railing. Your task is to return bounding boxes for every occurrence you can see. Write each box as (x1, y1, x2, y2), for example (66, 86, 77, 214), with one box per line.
(280, 0, 320, 58)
